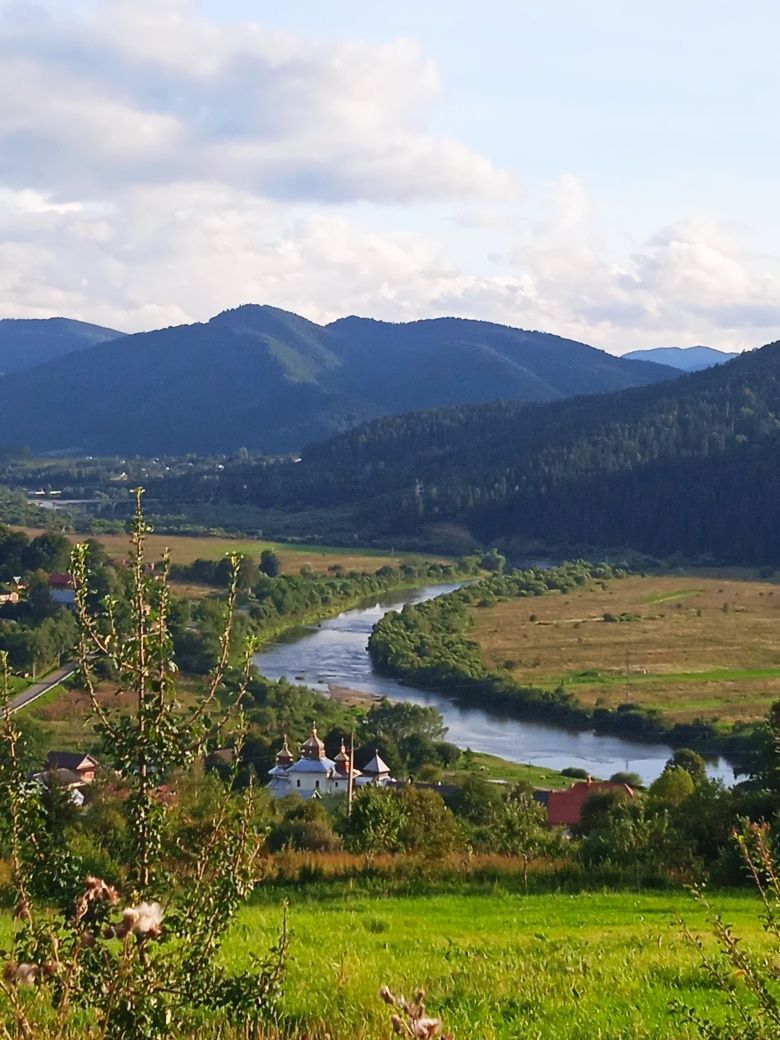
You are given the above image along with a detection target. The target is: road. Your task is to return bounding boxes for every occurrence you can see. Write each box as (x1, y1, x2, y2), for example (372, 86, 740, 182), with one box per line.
(7, 662, 75, 714)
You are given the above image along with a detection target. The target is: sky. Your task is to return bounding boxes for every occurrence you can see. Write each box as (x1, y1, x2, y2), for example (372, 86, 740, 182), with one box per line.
(1, 0, 780, 353)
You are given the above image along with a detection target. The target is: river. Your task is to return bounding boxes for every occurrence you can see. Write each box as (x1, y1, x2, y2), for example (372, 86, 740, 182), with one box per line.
(253, 583, 736, 787)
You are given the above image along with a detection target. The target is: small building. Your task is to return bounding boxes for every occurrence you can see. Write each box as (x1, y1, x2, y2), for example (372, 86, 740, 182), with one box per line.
(32, 752, 100, 807)
(267, 726, 366, 799)
(47, 573, 75, 607)
(534, 777, 634, 828)
(45, 751, 99, 785)
(356, 751, 394, 788)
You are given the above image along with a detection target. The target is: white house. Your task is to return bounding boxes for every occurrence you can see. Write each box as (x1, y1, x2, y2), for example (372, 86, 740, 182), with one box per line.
(267, 725, 394, 799)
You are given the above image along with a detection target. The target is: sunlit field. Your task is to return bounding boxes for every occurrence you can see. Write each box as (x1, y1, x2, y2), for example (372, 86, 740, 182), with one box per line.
(472, 571, 780, 723)
(227, 885, 765, 1040)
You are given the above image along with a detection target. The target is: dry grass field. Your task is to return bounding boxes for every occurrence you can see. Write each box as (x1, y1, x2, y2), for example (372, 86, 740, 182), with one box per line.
(15, 527, 447, 575)
(25, 676, 207, 750)
(472, 571, 780, 723)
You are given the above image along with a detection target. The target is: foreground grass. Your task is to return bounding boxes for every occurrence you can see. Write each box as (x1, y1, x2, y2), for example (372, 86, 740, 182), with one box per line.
(473, 570, 780, 723)
(228, 886, 764, 1039)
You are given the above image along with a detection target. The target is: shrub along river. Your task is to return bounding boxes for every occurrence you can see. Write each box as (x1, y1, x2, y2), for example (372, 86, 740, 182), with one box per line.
(254, 583, 736, 787)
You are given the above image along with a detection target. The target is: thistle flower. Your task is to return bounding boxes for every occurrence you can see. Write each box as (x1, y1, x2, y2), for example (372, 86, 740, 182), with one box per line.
(382, 985, 449, 1035)
(3, 962, 38, 987)
(84, 876, 119, 905)
(133, 901, 164, 936)
(14, 894, 31, 921)
(380, 985, 447, 1040)
(111, 900, 164, 940)
(72, 876, 121, 927)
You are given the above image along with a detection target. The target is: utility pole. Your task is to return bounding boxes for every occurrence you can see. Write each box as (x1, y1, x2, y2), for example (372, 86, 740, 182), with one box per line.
(347, 730, 355, 816)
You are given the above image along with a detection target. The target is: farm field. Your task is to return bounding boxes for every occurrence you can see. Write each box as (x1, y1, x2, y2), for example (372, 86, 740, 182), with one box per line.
(472, 571, 780, 723)
(229, 886, 765, 1039)
(13, 527, 449, 575)
(22, 676, 205, 751)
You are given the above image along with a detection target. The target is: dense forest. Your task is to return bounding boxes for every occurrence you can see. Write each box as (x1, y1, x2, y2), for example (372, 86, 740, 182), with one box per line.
(0, 306, 673, 455)
(178, 339, 780, 562)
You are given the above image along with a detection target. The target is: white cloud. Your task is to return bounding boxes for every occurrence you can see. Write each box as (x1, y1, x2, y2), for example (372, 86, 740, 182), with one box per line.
(0, 0, 516, 203)
(0, 4, 778, 354)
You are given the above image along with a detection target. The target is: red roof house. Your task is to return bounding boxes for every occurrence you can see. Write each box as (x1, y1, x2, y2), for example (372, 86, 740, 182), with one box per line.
(534, 777, 634, 827)
(47, 573, 75, 607)
(47, 573, 73, 590)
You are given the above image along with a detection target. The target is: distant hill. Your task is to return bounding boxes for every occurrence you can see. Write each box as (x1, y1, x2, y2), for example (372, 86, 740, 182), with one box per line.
(212, 338, 780, 562)
(0, 305, 676, 455)
(621, 345, 740, 371)
(0, 317, 123, 375)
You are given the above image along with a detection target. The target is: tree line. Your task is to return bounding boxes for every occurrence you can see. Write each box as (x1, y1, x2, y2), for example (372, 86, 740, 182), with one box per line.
(157, 340, 780, 561)
(367, 561, 764, 765)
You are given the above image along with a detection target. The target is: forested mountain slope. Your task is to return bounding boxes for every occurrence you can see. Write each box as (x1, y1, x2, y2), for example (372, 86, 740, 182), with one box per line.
(0, 317, 123, 375)
(0, 305, 674, 454)
(202, 341, 780, 562)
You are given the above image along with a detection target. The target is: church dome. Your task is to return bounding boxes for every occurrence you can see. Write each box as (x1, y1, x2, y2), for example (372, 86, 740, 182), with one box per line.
(300, 723, 325, 761)
(275, 735, 294, 766)
(334, 738, 351, 776)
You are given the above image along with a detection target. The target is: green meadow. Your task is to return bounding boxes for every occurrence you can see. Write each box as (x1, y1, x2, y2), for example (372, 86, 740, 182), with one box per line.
(225, 886, 766, 1039)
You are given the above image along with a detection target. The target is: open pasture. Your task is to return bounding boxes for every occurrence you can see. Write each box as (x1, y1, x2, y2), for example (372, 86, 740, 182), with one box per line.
(230, 886, 765, 1039)
(15, 526, 446, 575)
(472, 571, 780, 722)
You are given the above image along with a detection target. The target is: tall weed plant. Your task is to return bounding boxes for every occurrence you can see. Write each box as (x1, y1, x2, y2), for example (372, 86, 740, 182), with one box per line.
(0, 491, 285, 1040)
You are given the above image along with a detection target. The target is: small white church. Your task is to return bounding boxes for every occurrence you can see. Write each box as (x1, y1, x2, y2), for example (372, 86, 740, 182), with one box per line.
(267, 724, 394, 800)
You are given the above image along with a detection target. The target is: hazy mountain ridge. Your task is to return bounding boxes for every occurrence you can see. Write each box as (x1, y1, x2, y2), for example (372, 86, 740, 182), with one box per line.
(0, 317, 124, 375)
(0, 305, 677, 455)
(622, 345, 741, 371)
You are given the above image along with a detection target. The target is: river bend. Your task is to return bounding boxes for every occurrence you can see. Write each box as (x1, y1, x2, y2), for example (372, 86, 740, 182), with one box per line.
(253, 583, 736, 787)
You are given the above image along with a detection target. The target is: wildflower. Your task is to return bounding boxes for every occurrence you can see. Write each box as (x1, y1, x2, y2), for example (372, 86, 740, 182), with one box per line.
(3, 962, 38, 987)
(410, 1018, 441, 1039)
(134, 901, 164, 936)
(380, 985, 444, 1039)
(380, 985, 401, 1007)
(83, 876, 119, 905)
(112, 901, 164, 940)
(14, 894, 31, 921)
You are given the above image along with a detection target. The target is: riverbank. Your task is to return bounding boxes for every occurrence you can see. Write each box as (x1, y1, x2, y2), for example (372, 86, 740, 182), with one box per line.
(249, 575, 468, 650)
(367, 563, 757, 770)
(254, 575, 735, 785)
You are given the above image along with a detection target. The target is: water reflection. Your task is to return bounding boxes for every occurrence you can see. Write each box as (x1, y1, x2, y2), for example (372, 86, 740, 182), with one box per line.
(254, 584, 736, 788)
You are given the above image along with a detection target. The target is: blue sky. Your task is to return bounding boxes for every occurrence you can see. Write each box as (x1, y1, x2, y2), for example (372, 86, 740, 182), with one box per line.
(1, 0, 779, 351)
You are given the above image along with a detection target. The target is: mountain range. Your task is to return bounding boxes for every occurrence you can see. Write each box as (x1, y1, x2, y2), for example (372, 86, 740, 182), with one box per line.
(213, 337, 780, 562)
(621, 345, 740, 371)
(0, 317, 122, 376)
(0, 306, 676, 455)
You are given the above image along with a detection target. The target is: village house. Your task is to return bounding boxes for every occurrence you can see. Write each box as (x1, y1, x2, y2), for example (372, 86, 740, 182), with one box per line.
(33, 751, 100, 807)
(47, 572, 75, 607)
(267, 725, 394, 799)
(533, 776, 634, 828)
(45, 751, 99, 783)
